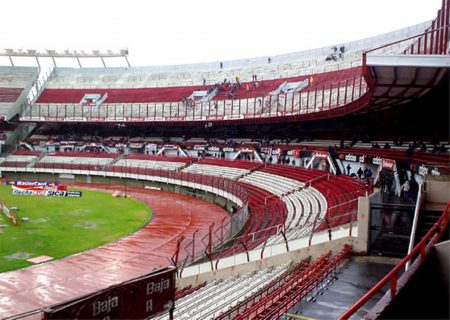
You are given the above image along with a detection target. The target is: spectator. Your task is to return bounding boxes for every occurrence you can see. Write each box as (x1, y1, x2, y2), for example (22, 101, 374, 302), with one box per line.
(420, 143, 427, 152)
(364, 167, 373, 180)
(401, 180, 410, 200)
(357, 167, 363, 180)
(383, 142, 391, 149)
(235, 76, 241, 87)
(346, 164, 352, 175)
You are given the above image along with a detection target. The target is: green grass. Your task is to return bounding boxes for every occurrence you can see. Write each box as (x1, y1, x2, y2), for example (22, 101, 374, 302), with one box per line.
(0, 185, 151, 273)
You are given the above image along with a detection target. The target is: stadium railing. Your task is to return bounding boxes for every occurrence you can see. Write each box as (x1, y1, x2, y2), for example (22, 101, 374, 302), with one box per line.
(338, 201, 450, 320)
(19, 72, 370, 124)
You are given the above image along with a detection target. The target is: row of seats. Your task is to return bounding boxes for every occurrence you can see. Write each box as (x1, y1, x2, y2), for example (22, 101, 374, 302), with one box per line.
(27, 80, 367, 122)
(239, 170, 328, 245)
(0, 150, 42, 167)
(44, 23, 422, 90)
(36, 68, 362, 104)
(112, 159, 187, 171)
(231, 245, 351, 319)
(0, 88, 23, 103)
(182, 163, 249, 180)
(161, 246, 350, 320)
(154, 264, 290, 320)
(0, 151, 364, 248)
(126, 153, 194, 163)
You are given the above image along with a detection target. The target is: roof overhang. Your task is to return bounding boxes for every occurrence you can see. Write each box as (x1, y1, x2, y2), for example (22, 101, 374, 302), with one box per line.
(364, 55, 449, 111)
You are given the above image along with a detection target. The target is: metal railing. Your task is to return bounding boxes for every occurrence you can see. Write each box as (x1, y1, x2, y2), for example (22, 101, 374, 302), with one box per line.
(338, 201, 450, 320)
(19, 73, 370, 124)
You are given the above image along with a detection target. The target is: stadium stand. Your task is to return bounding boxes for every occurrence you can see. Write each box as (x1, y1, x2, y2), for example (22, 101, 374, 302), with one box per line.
(0, 1, 448, 318)
(0, 66, 38, 120)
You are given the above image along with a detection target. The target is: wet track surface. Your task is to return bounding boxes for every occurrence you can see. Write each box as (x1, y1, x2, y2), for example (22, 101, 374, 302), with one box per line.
(0, 185, 229, 317)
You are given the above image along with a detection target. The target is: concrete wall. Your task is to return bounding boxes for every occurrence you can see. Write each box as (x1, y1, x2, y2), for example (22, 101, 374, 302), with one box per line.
(434, 240, 450, 290)
(354, 195, 371, 253)
(176, 237, 354, 289)
(425, 177, 450, 205)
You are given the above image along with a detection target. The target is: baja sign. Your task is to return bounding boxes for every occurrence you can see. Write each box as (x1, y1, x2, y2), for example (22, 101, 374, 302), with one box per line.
(43, 267, 176, 319)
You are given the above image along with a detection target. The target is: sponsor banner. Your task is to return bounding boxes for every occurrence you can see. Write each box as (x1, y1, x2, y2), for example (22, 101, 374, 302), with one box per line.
(163, 145, 178, 150)
(222, 147, 235, 152)
(286, 149, 301, 158)
(6, 180, 59, 187)
(208, 146, 220, 152)
(344, 154, 367, 163)
(193, 145, 207, 151)
(417, 164, 441, 176)
(129, 143, 144, 149)
(64, 117, 87, 122)
(260, 147, 272, 154)
(12, 188, 82, 197)
(12, 185, 67, 191)
(11, 185, 81, 197)
(372, 156, 382, 165)
(314, 152, 329, 159)
(381, 159, 396, 170)
(66, 191, 83, 197)
(271, 148, 281, 155)
(43, 267, 176, 320)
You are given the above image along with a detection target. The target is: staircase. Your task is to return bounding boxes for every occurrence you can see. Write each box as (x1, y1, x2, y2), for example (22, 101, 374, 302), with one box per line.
(415, 209, 443, 245)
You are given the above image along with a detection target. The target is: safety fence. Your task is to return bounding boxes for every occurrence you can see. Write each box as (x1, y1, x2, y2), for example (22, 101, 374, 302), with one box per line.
(338, 201, 450, 319)
(19, 73, 370, 124)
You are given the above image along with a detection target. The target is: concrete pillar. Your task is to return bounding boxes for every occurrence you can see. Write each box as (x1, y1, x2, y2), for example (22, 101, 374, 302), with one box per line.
(355, 196, 370, 253)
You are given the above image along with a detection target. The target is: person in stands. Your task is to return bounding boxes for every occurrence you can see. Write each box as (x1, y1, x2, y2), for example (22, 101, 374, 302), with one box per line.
(357, 167, 363, 180)
(401, 179, 410, 200)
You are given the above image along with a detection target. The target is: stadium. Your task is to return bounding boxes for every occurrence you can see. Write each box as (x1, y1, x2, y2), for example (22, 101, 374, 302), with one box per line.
(0, 0, 449, 319)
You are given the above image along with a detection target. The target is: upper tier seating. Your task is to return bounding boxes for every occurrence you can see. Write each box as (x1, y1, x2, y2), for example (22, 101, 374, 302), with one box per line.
(181, 164, 249, 180)
(35, 68, 362, 104)
(42, 23, 424, 91)
(0, 67, 38, 88)
(0, 150, 41, 167)
(125, 154, 194, 163)
(111, 158, 187, 171)
(0, 66, 38, 119)
(0, 88, 23, 102)
(34, 152, 118, 170)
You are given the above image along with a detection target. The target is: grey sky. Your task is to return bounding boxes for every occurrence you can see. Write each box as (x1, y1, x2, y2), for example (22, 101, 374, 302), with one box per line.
(0, 0, 442, 67)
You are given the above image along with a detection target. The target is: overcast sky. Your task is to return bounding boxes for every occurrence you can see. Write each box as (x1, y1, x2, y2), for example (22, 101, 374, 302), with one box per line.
(0, 0, 442, 67)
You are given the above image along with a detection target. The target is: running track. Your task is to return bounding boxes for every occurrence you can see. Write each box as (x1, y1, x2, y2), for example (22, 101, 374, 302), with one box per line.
(0, 185, 229, 318)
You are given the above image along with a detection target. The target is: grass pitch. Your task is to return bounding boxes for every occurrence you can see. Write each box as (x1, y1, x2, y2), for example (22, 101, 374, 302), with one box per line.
(0, 185, 151, 273)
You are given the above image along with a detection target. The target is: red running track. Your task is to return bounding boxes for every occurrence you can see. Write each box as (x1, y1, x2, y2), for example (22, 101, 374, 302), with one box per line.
(0, 185, 229, 318)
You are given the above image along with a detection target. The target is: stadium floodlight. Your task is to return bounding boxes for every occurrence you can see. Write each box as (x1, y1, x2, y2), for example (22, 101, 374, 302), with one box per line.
(46, 49, 56, 55)
(27, 49, 37, 55)
(92, 50, 100, 55)
(5, 49, 14, 54)
(120, 48, 129, 56)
